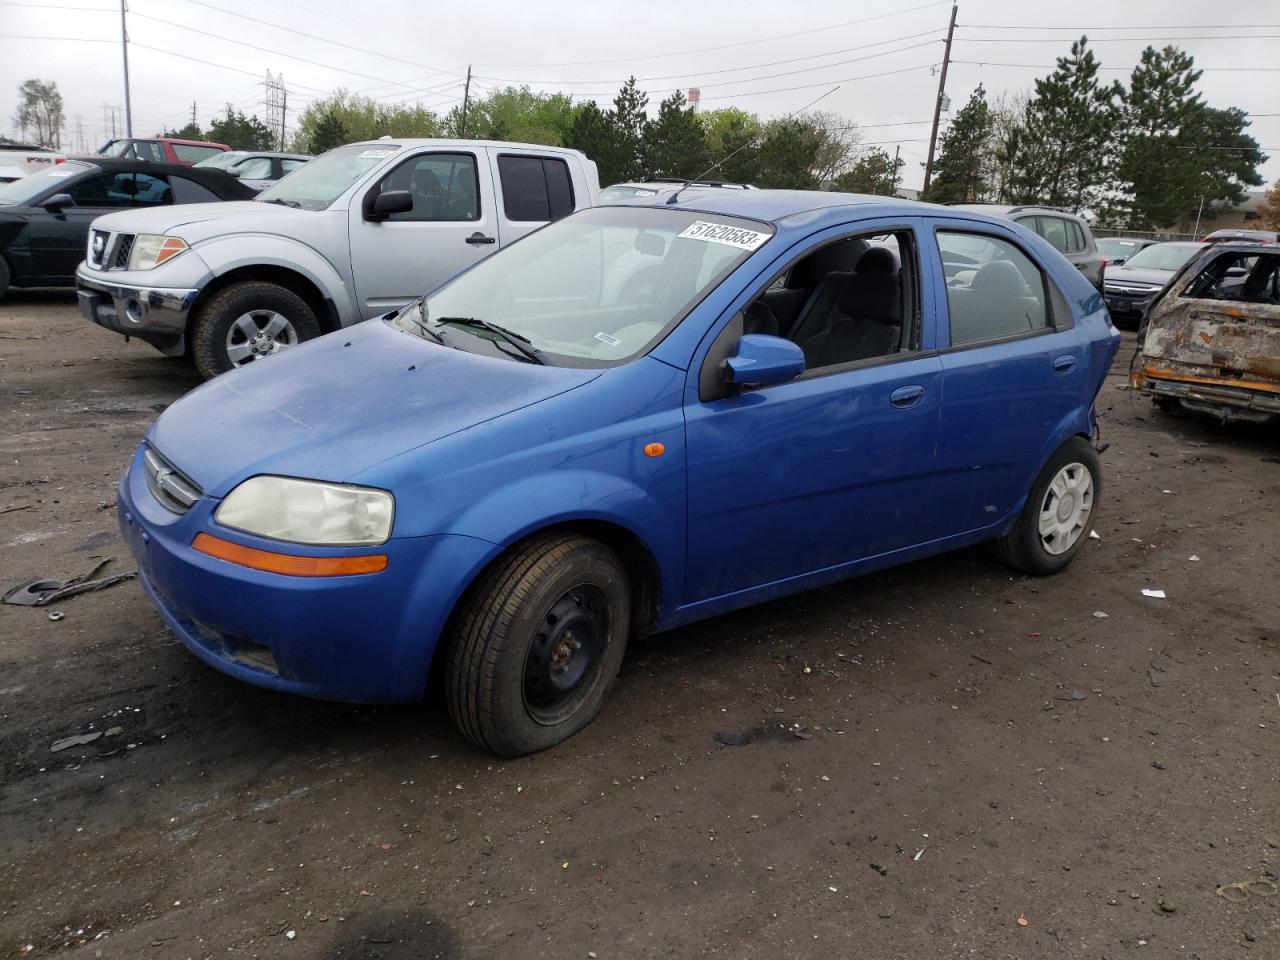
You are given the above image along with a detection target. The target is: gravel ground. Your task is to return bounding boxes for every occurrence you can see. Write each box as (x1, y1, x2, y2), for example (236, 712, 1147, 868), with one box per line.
(1, 290, 1278, 959)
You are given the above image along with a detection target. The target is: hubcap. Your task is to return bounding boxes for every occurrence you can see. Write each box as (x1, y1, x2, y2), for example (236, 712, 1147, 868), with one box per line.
(225, 310, 299, 367)
(1038, 462, 1094, 555)
(523, 585, 610, 725)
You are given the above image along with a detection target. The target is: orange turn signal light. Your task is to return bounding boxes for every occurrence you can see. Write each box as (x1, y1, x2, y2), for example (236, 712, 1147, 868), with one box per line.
(644, 442, 665, 458)
(192, 532, 388, 577)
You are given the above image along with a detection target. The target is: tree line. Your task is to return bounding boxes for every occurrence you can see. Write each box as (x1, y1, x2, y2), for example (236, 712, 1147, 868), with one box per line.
(928, 38, 1267, 229)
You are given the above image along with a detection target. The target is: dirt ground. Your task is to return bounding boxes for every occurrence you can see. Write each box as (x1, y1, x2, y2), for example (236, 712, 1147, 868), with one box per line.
(1, 291, 1277, 960)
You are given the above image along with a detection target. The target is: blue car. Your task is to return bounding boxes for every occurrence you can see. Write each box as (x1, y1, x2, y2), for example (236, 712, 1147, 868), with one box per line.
(117, 190, 1120, 755)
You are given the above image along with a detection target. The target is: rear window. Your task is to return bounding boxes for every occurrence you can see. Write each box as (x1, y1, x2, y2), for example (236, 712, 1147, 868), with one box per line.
(169, 176, 221, 203)
(172, 144, 224, 164)
(497, 155, 575, 222)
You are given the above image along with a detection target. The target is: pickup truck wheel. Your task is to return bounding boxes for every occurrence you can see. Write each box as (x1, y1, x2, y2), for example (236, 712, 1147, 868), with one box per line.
(447, 534, 630, 757)
(191, 281, 320, 379)
(997, 437, 1100, 577)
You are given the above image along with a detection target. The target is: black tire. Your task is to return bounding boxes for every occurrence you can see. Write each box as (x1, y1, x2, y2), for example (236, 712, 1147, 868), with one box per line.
(996, 437, 1101, 577)
(0, 255, 10, 301)
(190, 281, 320, 380)
(447, 533, 630, 757)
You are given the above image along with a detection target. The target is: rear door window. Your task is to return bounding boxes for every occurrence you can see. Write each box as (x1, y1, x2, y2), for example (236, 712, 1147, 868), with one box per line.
(497, 155, 575, 222)
(937, 231, 1049, 345)
(169, 176, 221, 204)
(67, 171, 171, 207)
(1037, 217, 1071, 254)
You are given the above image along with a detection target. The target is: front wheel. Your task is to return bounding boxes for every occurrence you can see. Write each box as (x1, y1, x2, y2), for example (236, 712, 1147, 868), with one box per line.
(446, 534, 630, 757)
(190, 281, 320, 379)
(996, 437, 1101, 576)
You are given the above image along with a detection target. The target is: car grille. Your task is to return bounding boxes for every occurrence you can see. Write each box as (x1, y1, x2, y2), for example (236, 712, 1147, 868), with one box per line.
(88, 229, 109, 269)
(112, 233, 135, 269)
(142, 446, 202, 514)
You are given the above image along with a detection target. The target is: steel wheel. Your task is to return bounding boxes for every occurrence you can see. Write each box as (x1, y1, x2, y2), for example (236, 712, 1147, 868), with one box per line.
(522, 584, 610, 726)
(1037, 462, 1093, 555)
(224, 310, 299, 367)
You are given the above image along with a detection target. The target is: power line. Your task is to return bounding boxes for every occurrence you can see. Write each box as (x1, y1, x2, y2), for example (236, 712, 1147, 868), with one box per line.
(952, 59, 1280, 72)
(0, 33, 114, 42)
(0, 1, 114, 9)
(697, 62, 938, 102)
(473, 29, 945, 85)
(471, 0, 952, 69)
(959, 21, 1280, 30)
(958, 33, 1280, 42)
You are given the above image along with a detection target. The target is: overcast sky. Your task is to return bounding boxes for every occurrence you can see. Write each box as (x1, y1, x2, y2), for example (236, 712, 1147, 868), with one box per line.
(2, 0, 1277, 191)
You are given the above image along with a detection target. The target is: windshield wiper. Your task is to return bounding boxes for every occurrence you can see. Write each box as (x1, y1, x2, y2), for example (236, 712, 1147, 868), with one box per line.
(436, 317, 546, 365)
(261, 197, 302, 208)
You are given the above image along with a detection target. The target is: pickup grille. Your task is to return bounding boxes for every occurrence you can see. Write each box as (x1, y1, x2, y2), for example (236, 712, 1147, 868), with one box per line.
(112, 233, 135, 269)
(142, 446, 202, 514)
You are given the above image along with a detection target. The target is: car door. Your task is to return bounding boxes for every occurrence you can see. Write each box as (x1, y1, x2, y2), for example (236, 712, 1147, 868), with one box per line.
(347, 148, 499, 318)
(28, 169, 172, 280)
(682, 221, 944, 604)
(926, 219, 1087, 538)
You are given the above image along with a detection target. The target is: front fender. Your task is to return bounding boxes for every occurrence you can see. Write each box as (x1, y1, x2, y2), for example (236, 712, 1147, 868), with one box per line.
(194, 234, 358, 325)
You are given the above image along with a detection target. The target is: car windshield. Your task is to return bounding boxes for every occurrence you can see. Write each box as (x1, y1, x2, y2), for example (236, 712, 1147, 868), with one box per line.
(1124, 243, 1202, 272)
(392, 206, 774, 367)
(255, 143, 399, 210)
(1097, 239, 1143, 258)
(194, 152, 243, 169)
(0, 161, 94, 205)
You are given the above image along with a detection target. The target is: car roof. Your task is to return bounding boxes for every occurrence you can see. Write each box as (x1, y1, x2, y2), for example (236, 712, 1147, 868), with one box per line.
(221, 151, 312, 160)
(626, 188, 959, 228)
(60, 158, 257, 196)
(947, 203, 1085, 221)
(350, 138, 583, 156)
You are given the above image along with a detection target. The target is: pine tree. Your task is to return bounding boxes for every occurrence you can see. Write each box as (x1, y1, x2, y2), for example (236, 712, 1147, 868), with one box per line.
(698, 108, 761, 184)
(309, 111, 349, 153)
(608, 77, 649, 182)
(927, 85, 993, 203)
(642, 90, 708, 179)
(1002, 37, 1120, 210)
(832, 148, 903, 195)
(565, 100, 623, 184)
(755, 119, 822, 189)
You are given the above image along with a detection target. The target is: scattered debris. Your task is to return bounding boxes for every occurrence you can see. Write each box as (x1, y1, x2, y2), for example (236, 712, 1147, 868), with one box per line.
(0, 504, 35, 517)
(51, 731, 103, 753)
(285, 930, 296, 940)
(1148, 669, 1163, 688)
(1215, 880, 1277, 903)
(1188, 555, 1200, 561)
(47, 611, 64, 622)
(1089, 530, 1101, 540)
(1016, 915, 1029, 927)
(3, 557, 136, 608)
(790, 724, 814, 740)
(870, 863, 887, 876)
(713, 731, 753, 747)
(1141, 588, 1167, 599)
(1092, 611, 1109, 618)
(970, 653, 993, 665)
(913, 848, 925, 861)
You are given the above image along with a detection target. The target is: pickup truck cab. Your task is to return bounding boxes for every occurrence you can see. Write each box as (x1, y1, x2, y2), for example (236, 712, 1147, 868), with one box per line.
(77, 139, 600, 378)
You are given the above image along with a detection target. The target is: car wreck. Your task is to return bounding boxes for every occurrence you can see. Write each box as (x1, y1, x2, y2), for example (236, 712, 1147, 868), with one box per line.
(1131, 243, 1280, 423)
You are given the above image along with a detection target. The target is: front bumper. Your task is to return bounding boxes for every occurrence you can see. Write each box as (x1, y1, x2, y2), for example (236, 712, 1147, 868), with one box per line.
(117, 445, 497, 703)
(1136, 368, 1280, 423)
(77, 266, 200, 353)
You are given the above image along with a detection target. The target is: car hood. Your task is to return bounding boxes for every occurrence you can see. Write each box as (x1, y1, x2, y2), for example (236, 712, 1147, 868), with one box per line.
(87, 200, 314, 240)
(1106, 265, 1173, 287)
(147, 319, 601, 498)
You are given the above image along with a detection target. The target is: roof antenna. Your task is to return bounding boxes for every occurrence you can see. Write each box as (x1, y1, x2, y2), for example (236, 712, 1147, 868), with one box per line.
(666, 84, 842, 205)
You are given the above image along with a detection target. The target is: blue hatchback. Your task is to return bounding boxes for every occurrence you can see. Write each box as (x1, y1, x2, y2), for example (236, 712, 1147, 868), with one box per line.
(118, 191, 1120, 755)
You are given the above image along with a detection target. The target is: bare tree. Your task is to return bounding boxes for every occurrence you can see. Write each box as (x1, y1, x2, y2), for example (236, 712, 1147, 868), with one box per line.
(14, 79, 65, 149)
(985, 91, 1027, 203)
(801, 109, 862, 184)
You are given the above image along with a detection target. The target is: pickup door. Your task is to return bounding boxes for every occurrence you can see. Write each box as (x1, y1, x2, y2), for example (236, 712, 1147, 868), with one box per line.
(348, 147, 587, 318)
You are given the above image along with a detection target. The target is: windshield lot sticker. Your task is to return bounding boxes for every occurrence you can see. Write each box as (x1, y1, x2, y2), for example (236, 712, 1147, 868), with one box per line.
(594, 332, 621, 346)
(357, 149, 395, 159)
(678, 221, 770, 251)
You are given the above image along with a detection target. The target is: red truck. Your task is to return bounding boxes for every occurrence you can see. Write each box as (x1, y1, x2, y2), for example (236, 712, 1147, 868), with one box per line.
(96, 137, 231, 166)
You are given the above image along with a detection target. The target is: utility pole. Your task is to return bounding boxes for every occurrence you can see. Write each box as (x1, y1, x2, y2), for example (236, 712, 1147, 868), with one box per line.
(120, 0, 133, 138)
(190, 101, 197, 127)
(892, 144, 901, 197)
(280, 82, 287, 150)
(75, 115, 85, 152)
(921, 2, 957, 198)
(460, 65, 472, 137)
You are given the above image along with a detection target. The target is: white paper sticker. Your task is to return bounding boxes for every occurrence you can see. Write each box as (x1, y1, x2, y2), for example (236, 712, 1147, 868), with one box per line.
(593, 332, 620, 346)
(677, 220, 771, 251)
(358, 149, 395, 159)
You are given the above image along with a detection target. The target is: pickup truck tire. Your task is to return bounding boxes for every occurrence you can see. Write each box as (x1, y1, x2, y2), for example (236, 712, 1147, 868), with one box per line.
(997, 437, 1100, 576)
(191, 281, 320, 379)
(446, 533, 630, 757)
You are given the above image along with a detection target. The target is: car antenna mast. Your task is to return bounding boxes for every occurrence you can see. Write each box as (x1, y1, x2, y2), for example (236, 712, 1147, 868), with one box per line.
(666, 85, 842, 206)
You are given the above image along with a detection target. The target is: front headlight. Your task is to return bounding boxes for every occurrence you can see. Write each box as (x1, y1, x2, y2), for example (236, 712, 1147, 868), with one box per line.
(128, 234, 188, 271)
(215, 476, 394, 546)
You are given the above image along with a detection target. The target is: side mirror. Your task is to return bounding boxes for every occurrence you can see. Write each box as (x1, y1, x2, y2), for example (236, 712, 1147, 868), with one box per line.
(366, 189, 413, 221)
(41, 193, 74, 211)
(723, 334, 805, 388)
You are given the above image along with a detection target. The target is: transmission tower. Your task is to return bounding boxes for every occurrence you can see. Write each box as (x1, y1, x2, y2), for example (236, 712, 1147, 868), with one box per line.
(262, 71, 287, 149)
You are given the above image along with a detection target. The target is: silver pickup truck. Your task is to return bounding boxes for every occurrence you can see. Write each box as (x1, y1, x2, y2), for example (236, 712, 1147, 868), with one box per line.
(77, 139, 599, 378)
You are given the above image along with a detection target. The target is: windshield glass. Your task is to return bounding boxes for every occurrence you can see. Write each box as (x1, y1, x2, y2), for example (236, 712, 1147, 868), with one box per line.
(0, 161, 94, 205)
(392, 206, 774, 367)
(1097, 239, 1143, 258)
(195, 152, 243, 169)
(1124, 243, 1202, 272)
(255, 143, 399, 210)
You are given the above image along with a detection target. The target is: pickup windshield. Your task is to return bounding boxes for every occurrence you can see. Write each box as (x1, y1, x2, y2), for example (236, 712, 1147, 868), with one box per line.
(255, 143, 400, 211)
(393, 206, 774, 367)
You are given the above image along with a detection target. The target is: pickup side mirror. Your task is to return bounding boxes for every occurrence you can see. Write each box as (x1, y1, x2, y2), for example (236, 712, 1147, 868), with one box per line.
(41, 193, 74, 211)
(366, 189, 413, 221)
(723, 334, 806, 388)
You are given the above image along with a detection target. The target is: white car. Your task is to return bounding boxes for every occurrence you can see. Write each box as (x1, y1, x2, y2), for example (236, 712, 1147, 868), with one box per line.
(0, 143, 66, 183)
(76, 139, 600, 378)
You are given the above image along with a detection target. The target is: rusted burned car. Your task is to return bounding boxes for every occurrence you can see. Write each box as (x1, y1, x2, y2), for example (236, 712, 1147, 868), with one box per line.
(1132, 243, 1280, 423)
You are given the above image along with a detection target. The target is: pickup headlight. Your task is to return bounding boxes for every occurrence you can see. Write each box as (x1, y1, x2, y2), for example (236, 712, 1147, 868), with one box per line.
(215, 476, 394, 546)
(129, 234, 189, 271)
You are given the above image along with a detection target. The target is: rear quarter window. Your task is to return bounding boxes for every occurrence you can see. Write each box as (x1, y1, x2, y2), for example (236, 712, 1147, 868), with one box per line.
(169, 176, 222, 204)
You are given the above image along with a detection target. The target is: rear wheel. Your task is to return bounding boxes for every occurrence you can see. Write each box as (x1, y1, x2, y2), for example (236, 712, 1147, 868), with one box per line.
(446, 534, 630, 757)
(997, 437, 1100, 576)
(190, 281, 320, 379)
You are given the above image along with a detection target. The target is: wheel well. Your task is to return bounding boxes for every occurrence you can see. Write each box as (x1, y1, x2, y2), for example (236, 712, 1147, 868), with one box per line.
(188, 265, 340, 335)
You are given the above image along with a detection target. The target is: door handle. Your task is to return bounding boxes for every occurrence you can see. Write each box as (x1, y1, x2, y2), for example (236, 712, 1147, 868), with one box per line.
(1053, 354, 1077, 373)
(465, 232, 496, 245)
(890, 385, 925, 408)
